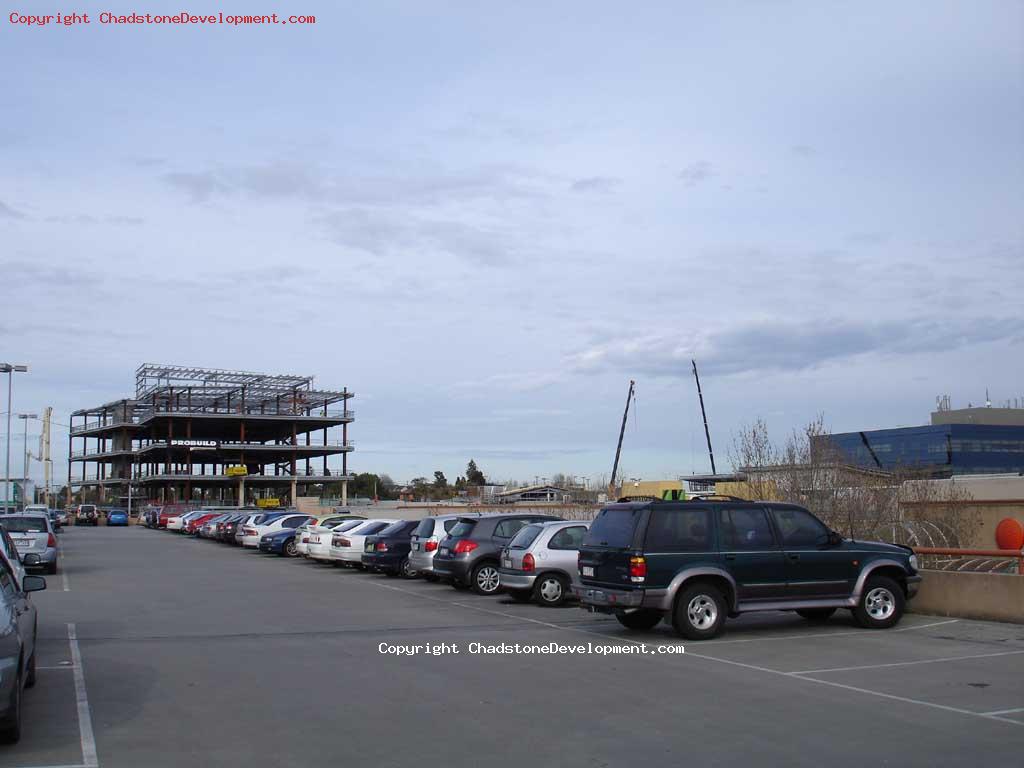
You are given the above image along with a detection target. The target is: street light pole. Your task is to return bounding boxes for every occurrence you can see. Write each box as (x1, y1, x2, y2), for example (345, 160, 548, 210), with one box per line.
(18, 414, 38, 506)
(2, 364, 29, 509)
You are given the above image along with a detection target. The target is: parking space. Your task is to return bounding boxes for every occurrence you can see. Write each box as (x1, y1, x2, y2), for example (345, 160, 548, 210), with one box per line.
(2, 526, 1022, 768)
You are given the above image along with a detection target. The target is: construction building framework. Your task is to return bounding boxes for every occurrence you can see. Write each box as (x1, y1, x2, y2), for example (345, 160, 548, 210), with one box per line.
(69, 364, 354, 507)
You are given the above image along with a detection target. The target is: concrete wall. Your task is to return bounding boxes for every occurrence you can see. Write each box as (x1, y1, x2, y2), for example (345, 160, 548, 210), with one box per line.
(910, 569, 1024, 624)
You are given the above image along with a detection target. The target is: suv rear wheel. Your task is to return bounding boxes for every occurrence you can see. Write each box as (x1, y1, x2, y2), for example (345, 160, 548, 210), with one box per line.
(853, 576, 904, 629)
(615, 608, 663, 631)
(672, 582, 727, 640)
(471, 562, 501, 595)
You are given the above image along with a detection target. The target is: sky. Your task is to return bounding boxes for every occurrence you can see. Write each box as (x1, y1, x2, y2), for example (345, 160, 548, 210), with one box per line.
(1, 1, 1023, 488)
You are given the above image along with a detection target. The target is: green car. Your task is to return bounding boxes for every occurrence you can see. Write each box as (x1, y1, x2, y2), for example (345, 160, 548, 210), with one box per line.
(575, 498, 921, 640)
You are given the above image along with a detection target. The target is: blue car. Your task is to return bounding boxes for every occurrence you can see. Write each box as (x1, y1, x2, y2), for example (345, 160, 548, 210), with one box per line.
(258, 528, 299, 557)
(107, 509, 129, 526)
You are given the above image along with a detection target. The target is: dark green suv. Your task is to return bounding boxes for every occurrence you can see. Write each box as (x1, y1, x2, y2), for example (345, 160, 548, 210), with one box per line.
(574, 498, 921, 640)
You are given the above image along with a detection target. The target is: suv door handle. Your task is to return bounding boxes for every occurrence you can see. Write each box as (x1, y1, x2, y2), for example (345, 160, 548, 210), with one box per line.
(787, 553, 800, 561)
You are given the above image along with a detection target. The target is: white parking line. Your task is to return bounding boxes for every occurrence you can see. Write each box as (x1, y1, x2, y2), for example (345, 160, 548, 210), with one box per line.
(698, 618, 959, 646)
(790, 649, 1024, 675)
(982, 706, 1024, 716)
(61, 548, 70, 592)
(67, 624, 99, 768)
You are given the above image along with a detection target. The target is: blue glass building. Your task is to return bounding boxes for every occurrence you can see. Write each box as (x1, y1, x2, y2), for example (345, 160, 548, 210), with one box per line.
(819, 424, 1024, 477)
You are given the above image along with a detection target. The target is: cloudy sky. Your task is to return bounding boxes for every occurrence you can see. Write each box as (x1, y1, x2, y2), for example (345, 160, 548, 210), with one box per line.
(2, 1, 1022, 487)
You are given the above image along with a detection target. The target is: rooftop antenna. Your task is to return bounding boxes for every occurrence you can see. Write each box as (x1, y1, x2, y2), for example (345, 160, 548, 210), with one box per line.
(692, 359, 716, 475)
(985, 389, 991, 408)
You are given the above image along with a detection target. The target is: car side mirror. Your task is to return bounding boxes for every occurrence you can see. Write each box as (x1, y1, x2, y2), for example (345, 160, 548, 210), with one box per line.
(22, 553, 41, 566)
(828, 531, 843, 546)
(23, 575, 46, 593)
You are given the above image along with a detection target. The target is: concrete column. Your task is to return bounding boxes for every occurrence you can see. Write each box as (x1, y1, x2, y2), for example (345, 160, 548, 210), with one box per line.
(291, 478, 297, 507)
(341, 479, 348, 507)
(238, 478, 244, 508)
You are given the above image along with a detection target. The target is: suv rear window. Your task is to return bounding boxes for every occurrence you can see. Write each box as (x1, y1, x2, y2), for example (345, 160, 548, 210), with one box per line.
(509, 524, 543, 549)
(585, 508, 643, 548)
(414, 518, 436, 537)
(448, 519, 478, 538)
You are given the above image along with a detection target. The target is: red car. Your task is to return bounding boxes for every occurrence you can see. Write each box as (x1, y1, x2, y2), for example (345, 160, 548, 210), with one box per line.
(185, 512, 220, 535)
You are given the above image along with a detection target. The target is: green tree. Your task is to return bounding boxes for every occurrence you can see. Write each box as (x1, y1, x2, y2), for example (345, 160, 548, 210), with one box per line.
(466, 459, 486, 486)
(433, 471, 448, 489)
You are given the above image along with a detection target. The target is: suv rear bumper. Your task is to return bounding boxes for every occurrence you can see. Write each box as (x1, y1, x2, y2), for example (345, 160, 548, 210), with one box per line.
(573, 584, 645, 611)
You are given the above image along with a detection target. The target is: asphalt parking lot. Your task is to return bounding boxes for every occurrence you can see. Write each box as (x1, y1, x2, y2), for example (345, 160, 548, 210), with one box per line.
(3, 525, 1023, 768)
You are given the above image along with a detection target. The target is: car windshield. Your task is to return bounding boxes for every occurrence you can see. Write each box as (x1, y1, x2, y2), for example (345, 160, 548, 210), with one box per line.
(448, 519, 478, 538)
(0, 516, 49, 533)
(584, 508, 643, 549)
(509, 524, 543, 549)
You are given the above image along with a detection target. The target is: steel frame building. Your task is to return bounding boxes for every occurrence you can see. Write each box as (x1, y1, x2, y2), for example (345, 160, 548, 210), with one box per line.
(69, 364, 354, 506)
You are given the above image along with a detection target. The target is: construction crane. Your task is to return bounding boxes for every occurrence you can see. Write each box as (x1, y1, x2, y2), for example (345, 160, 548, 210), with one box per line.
(608, 380, 636, 500)
(692, 360, 716, 474)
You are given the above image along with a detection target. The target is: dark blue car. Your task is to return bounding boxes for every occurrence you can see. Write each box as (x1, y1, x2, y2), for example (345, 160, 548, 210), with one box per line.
(258, 528, 299, 557)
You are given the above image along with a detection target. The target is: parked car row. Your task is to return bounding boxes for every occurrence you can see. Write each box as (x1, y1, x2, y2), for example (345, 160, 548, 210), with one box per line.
(0, 514, 53, 742)
(144, 498, 923, 635)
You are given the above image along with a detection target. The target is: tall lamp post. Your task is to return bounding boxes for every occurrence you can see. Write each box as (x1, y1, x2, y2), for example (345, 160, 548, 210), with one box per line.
(2, 363, 29, 509)
(18, 414, 38, 506)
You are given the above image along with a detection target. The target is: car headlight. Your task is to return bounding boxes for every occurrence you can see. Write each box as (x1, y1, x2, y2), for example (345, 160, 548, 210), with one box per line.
(908, 554, 918, 571)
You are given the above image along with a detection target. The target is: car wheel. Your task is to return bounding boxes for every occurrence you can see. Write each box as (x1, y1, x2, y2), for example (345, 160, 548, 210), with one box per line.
(672, 582, 727, 640)
(853, 576, 904, 629)
(0, 668, 21, 743)
(534, 574, 569, 607)
(284, 540, 298, 557)
(399, 557, 417, 579)
(471, 562, 501, 595)
(615, 608, 663, 631)
(796, 608, 837, 622)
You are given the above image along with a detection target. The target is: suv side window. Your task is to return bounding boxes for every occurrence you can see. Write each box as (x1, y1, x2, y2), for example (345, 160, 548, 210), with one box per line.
(773, 507, 829, 547)
(644, 508, 712, 551)
(494, 518, 529, 539)
(549, 526, 587, 550)
(719, 508, 777, 550)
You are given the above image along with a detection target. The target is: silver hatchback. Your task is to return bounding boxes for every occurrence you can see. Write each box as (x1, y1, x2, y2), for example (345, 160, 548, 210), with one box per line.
(498, 520, 590, 606)
(0, 514, 58, 575)
(408, 513, 482, 579)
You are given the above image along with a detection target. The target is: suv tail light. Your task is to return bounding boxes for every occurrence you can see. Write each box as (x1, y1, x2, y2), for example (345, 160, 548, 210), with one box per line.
(453, 540, 478, 555)
(47, 533, 57, 548)
(424, 540, 438, 552)
(629, 556, 647, 583)
(522, 553, 535, 572)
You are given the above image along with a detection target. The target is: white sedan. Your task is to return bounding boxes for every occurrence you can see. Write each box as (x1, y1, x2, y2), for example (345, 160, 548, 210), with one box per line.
(239, 513, 315, 548)
(167, 510, 205, 532)
(328, 519, 397, 566)
(305, 519, 366, 560)
(295, 515, 362, 557)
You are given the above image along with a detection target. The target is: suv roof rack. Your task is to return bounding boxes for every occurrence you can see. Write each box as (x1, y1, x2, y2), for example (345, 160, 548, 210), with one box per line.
(686, 494, 749, 502)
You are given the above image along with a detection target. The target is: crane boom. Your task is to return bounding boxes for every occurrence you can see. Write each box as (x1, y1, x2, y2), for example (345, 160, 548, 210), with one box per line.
(608, 380, 635, 499)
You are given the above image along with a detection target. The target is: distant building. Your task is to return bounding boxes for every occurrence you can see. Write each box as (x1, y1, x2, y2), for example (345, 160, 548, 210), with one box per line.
(816, 402, 1024, 478)
(496, 485, 572, 504)
(618, 479, 685, 500)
